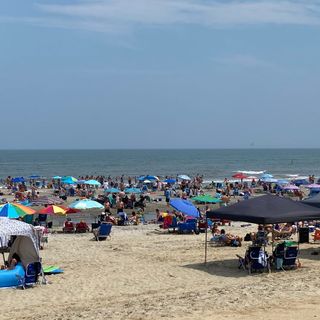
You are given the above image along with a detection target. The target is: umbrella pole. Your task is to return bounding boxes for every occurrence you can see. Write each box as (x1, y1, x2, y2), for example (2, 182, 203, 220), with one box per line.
(204, 217, 208, 264)
(0, 238, 5, 265)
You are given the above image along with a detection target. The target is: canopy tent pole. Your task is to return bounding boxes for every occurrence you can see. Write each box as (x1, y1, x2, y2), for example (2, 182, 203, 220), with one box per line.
(204, 217, 208, 264)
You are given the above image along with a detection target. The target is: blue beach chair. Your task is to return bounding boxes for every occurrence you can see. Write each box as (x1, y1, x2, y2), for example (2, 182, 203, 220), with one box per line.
(95, 223, 112, 241)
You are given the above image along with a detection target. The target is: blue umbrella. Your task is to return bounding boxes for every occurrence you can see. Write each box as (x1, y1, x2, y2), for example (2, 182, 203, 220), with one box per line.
(12, 177, 25, 183)
(163, 179, 176, 184)
(84, 180, 101, 186)
(261, 173, 273, 180)
(104, 188, 120, 193)
(29, 175, 40, 179)
(169, 199, 199, 218)
(277, 179, 289, 185)
(61, 176, 78, 184)
(125, 188, 142, 194)
(52, 176, 62, 180)
(262, 178, 278, 183)
(138, 175, 158, 181)
(178, 175, 191, 181)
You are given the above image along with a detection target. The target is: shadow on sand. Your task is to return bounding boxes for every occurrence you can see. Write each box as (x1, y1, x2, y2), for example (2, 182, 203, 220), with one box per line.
(182, 258, 259, 278)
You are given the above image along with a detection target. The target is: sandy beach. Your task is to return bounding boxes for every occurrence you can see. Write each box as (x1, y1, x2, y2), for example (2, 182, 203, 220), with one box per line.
(1, 218, 320, 320)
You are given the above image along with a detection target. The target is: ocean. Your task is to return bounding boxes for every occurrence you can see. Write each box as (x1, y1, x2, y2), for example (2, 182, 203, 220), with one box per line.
(0, 149, 319, 180)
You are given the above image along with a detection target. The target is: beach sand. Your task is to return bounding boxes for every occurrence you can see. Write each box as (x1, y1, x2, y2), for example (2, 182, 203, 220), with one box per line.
(1, 221, 320, 320)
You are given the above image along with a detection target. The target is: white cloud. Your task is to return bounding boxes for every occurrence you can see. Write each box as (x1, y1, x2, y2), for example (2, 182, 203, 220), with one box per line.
(3, 0, 320, 33)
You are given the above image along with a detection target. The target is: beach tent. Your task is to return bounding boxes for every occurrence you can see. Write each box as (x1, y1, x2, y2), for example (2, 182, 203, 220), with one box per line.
(0, 218, 40, 267)
(163, 179, 176, 184)
(205, 195, 320, 263)
(206, 194, 320, 224)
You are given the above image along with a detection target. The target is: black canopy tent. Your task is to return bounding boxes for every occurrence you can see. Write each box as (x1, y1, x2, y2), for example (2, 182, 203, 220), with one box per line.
(302, 193, 320, 209)
(204, 194, 320, 263)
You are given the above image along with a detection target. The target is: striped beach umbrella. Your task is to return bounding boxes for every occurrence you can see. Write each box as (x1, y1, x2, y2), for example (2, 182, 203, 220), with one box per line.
(37, 205, 68, 215)
(0, 203, 36, 219)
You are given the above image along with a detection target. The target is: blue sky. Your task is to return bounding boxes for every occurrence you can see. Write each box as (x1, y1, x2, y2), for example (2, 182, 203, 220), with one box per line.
(1, 0, 320, 149)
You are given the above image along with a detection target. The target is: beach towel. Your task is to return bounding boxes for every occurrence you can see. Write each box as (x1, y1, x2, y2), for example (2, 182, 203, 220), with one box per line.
(43, 265, 64, 274)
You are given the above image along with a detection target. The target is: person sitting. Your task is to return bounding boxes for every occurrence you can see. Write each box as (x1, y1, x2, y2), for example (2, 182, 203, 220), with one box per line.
(273, 223, 295, 239)
(1, 253, 21, 270)
(117, 211, 128, 226)
(219, 229, 242, 247)
(251, 225, 269, 245)
(129, 211, 139, 225)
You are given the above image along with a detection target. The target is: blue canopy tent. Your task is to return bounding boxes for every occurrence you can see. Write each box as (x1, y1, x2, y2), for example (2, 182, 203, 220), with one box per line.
(169, 199, 200, 218)
(12, 177, 25, 183)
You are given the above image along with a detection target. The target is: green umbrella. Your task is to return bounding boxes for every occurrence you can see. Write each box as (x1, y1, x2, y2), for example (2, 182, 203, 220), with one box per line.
(191, 195, 222, 204)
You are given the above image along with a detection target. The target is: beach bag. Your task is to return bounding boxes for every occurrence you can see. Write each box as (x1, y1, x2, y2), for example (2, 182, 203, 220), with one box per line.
(244, 233, 252, 242)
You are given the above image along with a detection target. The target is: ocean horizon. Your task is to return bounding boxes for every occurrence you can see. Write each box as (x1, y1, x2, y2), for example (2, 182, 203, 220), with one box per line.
(0, 148, 319, 180)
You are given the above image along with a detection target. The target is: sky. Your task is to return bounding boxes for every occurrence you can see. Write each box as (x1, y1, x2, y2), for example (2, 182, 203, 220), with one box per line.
(1, 0, 320, 149)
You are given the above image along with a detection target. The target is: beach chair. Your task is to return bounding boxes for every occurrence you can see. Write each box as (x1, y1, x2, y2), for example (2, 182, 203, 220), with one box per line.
(177, 220, 198, 234)
(75, 221, 89, 233)
(25, 262, 42, 286)
(283, 246, 298, 269)
(95, 223, 112, 241)
(63, 221, 75, 233)
(313, 229, 320, 242)
(168, 216, 178, 233)
(245, 246, 270, 274)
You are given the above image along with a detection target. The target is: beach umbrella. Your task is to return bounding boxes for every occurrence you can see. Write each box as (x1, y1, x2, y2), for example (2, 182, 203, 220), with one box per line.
(178, 175, 191, 181)
(69, 199, 104, 210)
(192, 195, 222, 204)
(261, 173, 273, 179)
(138, 175, 159, 181)
(282, 184, 300, 191)
(277, 179, 289, 185)
(61, 176, 78, 184)
(0, 203, 36, 219)
(232, 173, 248, 179)
(125, 188, 142, 194)
(104, 188, 120, 193)
(306, 184, 320, 189)
(84, 180, 101, 186)
(12, 177, 25, 183)
(37, 205, 68, 215)
(52, 176, 62, 180)
(163, 179, 176, 184)
(169, 199, 199, 218)
(29, 175, 40, 179)
(262, 178, 278, 183)
(143, 180, 152, 184)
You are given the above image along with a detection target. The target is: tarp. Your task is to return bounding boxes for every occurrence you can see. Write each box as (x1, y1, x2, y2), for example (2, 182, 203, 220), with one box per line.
(206, 194, 320, 224)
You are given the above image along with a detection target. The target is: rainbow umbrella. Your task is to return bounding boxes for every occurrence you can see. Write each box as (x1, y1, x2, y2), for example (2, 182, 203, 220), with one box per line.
(37, 205, 68, 215)
(0, 203, 36, 219)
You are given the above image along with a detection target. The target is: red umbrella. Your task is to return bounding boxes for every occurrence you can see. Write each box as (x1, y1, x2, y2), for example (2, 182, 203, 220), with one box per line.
(232, 173, 248, 179)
